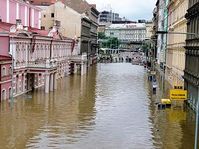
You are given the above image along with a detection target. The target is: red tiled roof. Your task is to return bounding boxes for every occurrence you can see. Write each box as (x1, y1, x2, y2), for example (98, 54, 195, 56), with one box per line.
(0, 22, 72, 40)
(0, 55, 12, 61)
(28, 27, 49, 36)
(0, 22, 13, 32)
(0, 21, 49, 36)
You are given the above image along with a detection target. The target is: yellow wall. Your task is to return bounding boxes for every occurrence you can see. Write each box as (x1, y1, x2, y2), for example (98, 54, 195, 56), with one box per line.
(146, 23, 153, 39)
(41, 1, 81, 38)
(166, 0, 188, 87)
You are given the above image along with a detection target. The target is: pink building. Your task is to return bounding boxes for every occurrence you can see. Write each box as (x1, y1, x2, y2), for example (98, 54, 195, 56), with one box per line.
(0, 1, 87, 100)
(0, 21, 86, 99)
(0, 0, 41, 29)
(0, 56, 12, 102)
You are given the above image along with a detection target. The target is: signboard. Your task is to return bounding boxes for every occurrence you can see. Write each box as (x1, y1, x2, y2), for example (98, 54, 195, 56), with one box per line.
(170, 89, 187, 100)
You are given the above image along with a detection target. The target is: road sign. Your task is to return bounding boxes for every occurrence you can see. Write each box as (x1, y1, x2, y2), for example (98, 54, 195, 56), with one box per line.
(170, 89, 187, 100)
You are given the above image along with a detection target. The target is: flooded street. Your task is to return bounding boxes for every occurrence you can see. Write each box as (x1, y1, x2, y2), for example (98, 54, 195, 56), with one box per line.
(0, 63, 196, 149)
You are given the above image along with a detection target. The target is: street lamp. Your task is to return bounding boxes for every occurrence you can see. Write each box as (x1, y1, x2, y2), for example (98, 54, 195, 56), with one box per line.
(144, 38, 157, 71)
(157, 30, 199, 149)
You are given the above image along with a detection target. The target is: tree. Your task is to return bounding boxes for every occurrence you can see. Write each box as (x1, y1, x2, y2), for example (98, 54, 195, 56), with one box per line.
(98, 32, 120, 48)
(98, 32, 107, 39)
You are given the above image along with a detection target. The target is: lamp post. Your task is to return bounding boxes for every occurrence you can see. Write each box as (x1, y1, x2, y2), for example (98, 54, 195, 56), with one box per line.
(145, 39, 157, 70)
(156, 30, 199, 149)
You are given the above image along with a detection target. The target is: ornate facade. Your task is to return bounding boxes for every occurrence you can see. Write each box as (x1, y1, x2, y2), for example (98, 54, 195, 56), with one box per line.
(184, 0, 199, 109)
(0, 21, 85, 100)
(0, 56, 12, 102)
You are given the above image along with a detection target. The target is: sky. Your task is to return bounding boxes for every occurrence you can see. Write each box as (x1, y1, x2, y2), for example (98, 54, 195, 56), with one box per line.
(86, 0, 156, 21)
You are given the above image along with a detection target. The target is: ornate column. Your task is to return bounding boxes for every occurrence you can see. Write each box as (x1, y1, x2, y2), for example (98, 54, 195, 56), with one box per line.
(53, 72, 57, 90)
(50, 73, 54, 91)
(45, 73, 50, 93)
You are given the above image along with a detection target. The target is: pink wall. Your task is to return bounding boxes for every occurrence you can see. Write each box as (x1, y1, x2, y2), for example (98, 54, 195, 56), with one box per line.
(10, 0, 17, 24)
(1, 83, 11, 99)
(34, 10, 39, 28)
(27, 8, 30, 27)
(0, 0, 7, 22)
(19, 4, 25, 26)
(0, 0, 41, 29)
(0, 37, 9, 56)
(1, 63, 12, 100)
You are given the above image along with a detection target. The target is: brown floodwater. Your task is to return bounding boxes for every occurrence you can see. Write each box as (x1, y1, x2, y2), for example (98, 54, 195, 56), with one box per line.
(0, 63, 196, 149)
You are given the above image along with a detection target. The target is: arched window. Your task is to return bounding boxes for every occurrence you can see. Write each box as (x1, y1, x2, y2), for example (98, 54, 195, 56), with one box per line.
(9, 88, 12, 99)
(9, 66, 12, 75)
(1, 67, 6, 76)
(1, 89, 6, 100)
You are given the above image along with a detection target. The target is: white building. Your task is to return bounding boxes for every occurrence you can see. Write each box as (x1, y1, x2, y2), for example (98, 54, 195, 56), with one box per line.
(105, 23, 146, 49)
(105, 23, 146, 42)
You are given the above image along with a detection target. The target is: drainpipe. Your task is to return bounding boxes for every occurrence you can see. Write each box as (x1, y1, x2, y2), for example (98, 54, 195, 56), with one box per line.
(194, 86, 199, 149)
(50, 38, 53, 60)
(0, 63, 1, 102)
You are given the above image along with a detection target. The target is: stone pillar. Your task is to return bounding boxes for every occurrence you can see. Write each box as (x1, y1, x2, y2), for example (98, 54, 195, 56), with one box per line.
(50, 73, 54, 91)
(45, 74, 50, 93)
(81, 63, 83, 76)
(53, 73, 57, 90)
(74, 63, 77, 74)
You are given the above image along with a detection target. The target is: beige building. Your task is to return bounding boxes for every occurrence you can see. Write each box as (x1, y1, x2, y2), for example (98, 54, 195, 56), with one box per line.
(40, 1, 81, 38)
(166, 0, 188, 88)
(145, 22, 153, 39)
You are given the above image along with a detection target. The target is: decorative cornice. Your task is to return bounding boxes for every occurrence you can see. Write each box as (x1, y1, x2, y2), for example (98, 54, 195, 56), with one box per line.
(186, 2, 199, 19)
(184, 70, 199, 86)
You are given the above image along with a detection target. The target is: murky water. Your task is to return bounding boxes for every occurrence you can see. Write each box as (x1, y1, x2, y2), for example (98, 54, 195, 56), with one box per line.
(0, 63, 196, 149)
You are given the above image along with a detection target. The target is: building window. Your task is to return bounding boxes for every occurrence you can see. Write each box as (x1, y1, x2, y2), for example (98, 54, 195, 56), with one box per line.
(1, 89, 6, 100)
(43, 15, 46, 18)
(1, 67, 6, 76)
(51, 13, 54, 18)
(9, 66, 12, 75)
(41, 26, 45, 30)
(9, 88, 12, 99)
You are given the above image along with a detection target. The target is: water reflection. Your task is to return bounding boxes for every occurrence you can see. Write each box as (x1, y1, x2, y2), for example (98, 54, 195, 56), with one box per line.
(0, 67, 97, 149)
(0, 63, 197, 149)
(148, 74, 196, 149)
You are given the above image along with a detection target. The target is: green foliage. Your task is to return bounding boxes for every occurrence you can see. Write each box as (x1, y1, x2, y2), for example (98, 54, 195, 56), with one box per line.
(98, 32, 107, 39)
(98, 32, 120, 49)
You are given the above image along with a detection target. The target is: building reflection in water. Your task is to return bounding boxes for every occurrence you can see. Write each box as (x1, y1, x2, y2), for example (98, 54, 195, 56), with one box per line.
(0, 66, 97, 149)
(147, 74, 196, 149)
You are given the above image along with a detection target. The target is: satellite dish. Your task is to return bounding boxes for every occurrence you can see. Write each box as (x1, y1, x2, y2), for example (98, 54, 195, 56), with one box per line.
(10, 25, 17, 33)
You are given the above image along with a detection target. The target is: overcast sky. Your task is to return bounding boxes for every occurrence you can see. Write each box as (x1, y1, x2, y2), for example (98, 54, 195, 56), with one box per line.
(86, 0, 156, 21)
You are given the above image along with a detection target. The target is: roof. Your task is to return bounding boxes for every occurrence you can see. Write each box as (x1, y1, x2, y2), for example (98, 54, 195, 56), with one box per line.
(0, 21, 51, 37)
(0, 55, 12, 61)
(0, 22, 13, 32)
(28, 27, 49, 36)
(107, 23, 146, 29)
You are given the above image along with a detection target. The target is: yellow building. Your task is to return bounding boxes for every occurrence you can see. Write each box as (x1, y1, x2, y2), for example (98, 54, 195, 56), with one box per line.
(145, 22, 153, 39)
(166, 0, 188, 88)
(40, 1, 81, 39)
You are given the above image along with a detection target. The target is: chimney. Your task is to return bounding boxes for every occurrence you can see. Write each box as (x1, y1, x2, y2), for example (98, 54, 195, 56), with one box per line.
(54, 20, 61, 28)
(16, 19, 22, 25)
(16, 19, 23, 30)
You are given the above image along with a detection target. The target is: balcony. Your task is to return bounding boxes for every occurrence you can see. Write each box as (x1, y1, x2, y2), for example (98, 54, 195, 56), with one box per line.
(69, 55, 87, 64)
(27, 59, 58, 70)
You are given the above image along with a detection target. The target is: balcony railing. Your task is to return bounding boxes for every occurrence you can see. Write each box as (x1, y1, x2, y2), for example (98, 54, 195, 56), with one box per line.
(69, 55, 87, 62)
(27, 60, 57, 69)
